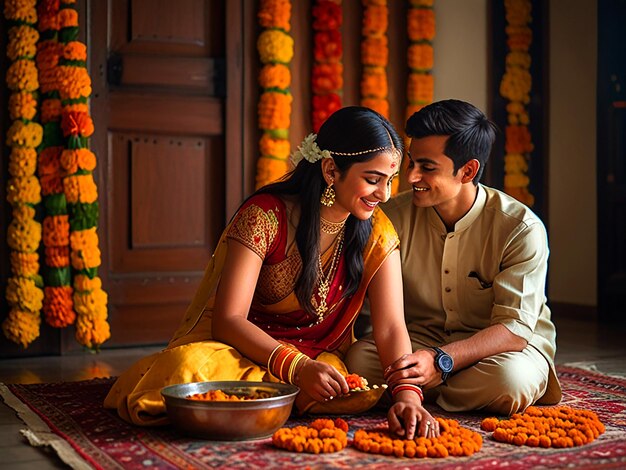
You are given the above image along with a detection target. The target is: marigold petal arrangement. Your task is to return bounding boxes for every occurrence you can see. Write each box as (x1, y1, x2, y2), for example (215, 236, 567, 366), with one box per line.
(255, 0, 293, 188)
(272, 418, 349, 454)
(481, 405, 605, 448)
(3, 0, 44, 348)
(500, 0, 534, 206)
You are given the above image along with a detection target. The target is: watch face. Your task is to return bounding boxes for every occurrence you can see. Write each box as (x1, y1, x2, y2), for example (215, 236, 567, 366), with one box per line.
(439, 355, 454, 372)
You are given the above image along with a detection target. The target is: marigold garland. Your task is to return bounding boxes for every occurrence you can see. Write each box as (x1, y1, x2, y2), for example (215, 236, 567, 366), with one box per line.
(401, 0, 435, 196)
(500, 0, 534, 206)
(36, 0, 76, 330)
(255, 0, 293, 189)
(3, 0, 44, 348)
(272, 418, 349, 454)
(311, 0, 342, 133)
(360, 0, 389, 120)
(55, 0, 109, 349)
(353, 418, 482, 458)
(481, 405, 605, 448)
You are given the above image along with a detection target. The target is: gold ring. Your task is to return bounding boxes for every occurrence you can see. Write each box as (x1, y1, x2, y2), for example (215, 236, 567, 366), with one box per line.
(425, 421, 431, 427)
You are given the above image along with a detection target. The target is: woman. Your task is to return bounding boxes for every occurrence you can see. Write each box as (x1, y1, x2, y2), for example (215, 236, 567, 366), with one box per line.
(104, 107, 437, 440)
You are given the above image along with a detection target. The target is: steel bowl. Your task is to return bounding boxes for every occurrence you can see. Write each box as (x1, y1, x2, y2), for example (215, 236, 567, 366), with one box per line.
(161, 381, 299, 440)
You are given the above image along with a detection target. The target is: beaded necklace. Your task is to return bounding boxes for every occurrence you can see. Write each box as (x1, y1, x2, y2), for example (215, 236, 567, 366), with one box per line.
(320, 215, 347, 235)
(311, 226, 345, 321)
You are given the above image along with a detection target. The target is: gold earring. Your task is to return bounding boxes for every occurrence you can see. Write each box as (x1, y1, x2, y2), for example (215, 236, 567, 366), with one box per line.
(320, 184, 336, 207)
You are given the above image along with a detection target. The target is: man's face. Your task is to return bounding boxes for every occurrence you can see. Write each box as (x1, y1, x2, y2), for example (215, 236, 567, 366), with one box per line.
(406, 135, 467, 210)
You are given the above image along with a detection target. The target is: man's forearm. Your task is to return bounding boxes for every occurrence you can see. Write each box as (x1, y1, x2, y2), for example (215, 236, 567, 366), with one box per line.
(441, 324, 528, 372)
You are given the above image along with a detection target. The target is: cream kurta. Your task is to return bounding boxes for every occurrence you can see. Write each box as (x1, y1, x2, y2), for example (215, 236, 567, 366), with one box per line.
(346, 184, 561, 413)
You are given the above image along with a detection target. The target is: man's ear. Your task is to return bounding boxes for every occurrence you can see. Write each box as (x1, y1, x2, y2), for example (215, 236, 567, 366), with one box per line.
(461, 159, 480, 183)
(320, 158, 337, 185)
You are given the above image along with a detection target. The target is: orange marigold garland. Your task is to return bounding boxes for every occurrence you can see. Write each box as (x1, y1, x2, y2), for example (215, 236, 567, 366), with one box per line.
(353, 418, 482, 458)
(481, 405, 605, 448)
(360, 0, 389, 119)
(3, 0, 44, 348)
(401, 0, 435, 196)
(311, 0, 342, 133)
(500, 0, 534, 206)
(56, 0, 109, 349)
(273, 418, 349, 454)
(36, 0, 76, 329)
(256, 0, 293, 189)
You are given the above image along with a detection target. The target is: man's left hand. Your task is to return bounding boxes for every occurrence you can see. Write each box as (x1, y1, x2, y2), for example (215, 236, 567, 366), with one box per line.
(384, 350, 441, 389)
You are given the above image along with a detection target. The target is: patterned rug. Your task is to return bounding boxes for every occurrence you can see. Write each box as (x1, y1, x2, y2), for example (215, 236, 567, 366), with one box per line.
(1, 365, 625, 469)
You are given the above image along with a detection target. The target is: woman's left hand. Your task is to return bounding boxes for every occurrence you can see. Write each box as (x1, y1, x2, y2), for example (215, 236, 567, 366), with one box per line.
(387, 391, 440, 440)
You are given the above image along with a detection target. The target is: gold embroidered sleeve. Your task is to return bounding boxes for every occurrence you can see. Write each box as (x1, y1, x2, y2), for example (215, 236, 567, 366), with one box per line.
(226, 204, 279, 259)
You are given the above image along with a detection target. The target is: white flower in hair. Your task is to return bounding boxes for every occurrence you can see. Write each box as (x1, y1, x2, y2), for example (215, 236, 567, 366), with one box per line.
(290, 133, 332, 166)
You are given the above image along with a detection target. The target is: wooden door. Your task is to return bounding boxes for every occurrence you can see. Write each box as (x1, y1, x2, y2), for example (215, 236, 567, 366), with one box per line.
(89, 0, 229, 346)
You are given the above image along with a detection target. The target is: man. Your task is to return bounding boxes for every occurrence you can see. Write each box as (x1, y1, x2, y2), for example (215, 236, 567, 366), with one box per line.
(346, 99, 561, 416)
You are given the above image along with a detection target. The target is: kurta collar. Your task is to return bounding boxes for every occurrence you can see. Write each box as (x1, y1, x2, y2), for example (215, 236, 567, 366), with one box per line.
(426, 184, 487, 233)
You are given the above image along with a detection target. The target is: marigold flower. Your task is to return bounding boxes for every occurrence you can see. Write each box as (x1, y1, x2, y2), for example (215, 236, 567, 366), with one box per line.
(64, 174, 98, 203)
(505, 125, 534, 154)
(61, 110, 94, 137)
(38, 146, 63, 176)
(258, 0, 291, 32)
(74, 287, 108, 319)
(75, 313, 110, 349)
(407, 73, 435, 104)
(407, 7, 436, 41)
(57, 65, 92, 99)
(36, 40, 63, 71)
(361, 36, 388, 67)
(257, 29, 294, 64)
(7, 175, 42, 205)
(7, 120, 43, 148)
(45, 245, 70, 268)
(312, 63, 343, 94)
(361, 68, 388, 98)
(60, 148, 97, 173)
(74, 274, 102, 292)
(6, 59, 39, 92)
(314, 30, 342, 63)
(361, 97, 389, 118)
(362, 4, 388, 36)
(312, 93, 341, 133)
(258, 91, 293, 130)
(7, 25, 39, 60)
(4, 0, 37, 23)
(7, 209, 42, 253)
(260, 134, 290, 159)
(8, 147, 38, 178)
(43, 215, 70, 246)
(312, 1, 342, 30)
(43, 286, 75, 328)
(10, 252, 40, 277)
(258, 64, 291, 90)
(8, 91, 37, 121)
(58, 7, 78, 27)
(6, 277, 44, 312)
(2, 309, 41, 348)
(255, 156, 290, 189)
(408, 44, 434, 71)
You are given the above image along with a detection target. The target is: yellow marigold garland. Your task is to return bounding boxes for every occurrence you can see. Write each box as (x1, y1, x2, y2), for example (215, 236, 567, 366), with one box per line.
(500, 0, 534, 206)
(360, 0, 389, 119)
(3, 0, 44, 348)
(56, 0, 109, 349)
(36, 0, 76, 329)
(255, 0, 293, 189)
(481, 405, 605, 448)
(311, 0, 342, 133)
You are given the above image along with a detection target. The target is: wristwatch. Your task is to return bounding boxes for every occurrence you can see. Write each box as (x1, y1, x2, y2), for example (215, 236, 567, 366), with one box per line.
(432, 347, 454, 383)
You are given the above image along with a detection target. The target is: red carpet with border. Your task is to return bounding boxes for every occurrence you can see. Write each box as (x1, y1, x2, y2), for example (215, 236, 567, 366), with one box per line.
(1, 365, 625, 469)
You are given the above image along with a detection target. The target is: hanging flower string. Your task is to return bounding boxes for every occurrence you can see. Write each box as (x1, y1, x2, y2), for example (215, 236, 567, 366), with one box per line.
(311, 0, 342, 133)
(256, 0, 293, 189)
(2, 0, 44, 348)
(360, 0, 390, 119)
(402, 0, 435, 195)
(36, 0, 76, 329)
(56, 0, 110, 349)
(500, 0, 534, 206)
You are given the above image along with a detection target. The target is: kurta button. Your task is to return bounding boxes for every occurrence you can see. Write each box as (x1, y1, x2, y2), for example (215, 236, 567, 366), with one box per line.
(444, 269, 450, 274)
(445, 287, 451, 292)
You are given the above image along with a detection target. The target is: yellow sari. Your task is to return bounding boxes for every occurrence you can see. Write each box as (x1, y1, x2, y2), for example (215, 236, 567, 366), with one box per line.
(104, 194, 399, 425)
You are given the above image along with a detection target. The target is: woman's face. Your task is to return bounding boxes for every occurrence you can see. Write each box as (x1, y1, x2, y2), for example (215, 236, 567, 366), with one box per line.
(328, 150, 400, 221)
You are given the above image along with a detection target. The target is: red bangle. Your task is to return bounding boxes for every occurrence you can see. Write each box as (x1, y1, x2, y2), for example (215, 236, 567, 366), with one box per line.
(392, 384, 424, 402)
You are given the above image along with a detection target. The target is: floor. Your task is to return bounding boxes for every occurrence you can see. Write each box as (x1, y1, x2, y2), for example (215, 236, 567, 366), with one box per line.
(0, 315, 625, 469)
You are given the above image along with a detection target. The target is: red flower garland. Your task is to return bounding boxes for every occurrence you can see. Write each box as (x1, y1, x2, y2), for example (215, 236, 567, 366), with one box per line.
(311, 0, 343, 133)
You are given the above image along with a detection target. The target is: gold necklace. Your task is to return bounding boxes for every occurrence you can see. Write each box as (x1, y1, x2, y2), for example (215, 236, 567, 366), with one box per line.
(320, 215, 347, 235)
(311, 227, 345, 322)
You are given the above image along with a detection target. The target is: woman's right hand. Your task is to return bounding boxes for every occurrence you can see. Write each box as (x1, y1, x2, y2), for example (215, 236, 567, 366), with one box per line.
(295, 359, 350, 402)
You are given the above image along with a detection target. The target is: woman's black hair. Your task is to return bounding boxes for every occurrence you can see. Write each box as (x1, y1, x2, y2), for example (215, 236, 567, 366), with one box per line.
(256, 106, 403, 316)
